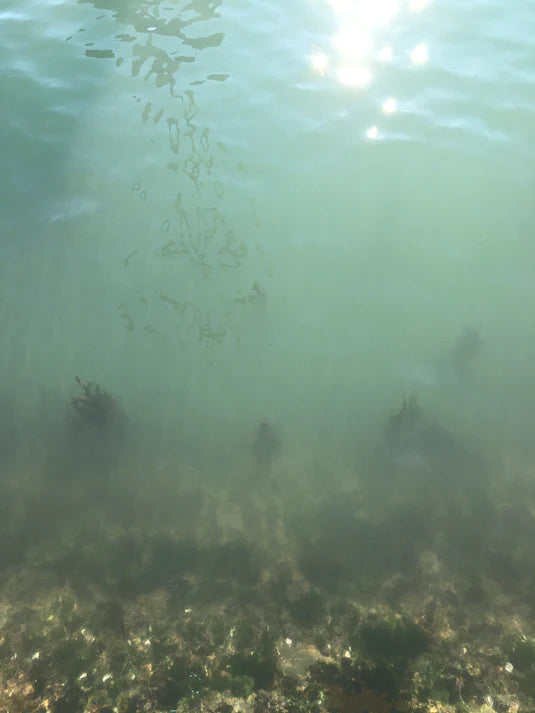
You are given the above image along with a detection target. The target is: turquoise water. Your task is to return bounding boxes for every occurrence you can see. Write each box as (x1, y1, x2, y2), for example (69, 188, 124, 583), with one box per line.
(1, 0, 534, 468)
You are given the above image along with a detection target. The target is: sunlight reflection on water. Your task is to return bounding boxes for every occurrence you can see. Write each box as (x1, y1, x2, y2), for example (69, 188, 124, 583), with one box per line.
(309, 0, 431, 140)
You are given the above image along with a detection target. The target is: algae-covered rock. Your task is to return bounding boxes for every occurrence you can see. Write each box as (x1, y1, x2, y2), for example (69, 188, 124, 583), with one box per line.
(356, 612, 431, 663)
(287, 590, 325, 626)
(506, 635, 535, 672)
(227, 628, 278, 691)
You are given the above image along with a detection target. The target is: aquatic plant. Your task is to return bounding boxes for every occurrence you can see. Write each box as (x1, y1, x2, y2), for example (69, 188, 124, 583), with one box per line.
(356, 613, 431, 664)
(70, 376, 123, 433)
(288, 590, 326, 626)
(449, 326, 484, 375)
(385, 392, 421, 449)
(252, 420, 280, 469)
(58, 376, 128, 478)
(234, 280, 266, 305)
(228, 628, 278, 690)
(0, 391, 17, 466)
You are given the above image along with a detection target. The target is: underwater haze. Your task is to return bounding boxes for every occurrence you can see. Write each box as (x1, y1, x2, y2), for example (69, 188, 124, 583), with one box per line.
(1, 1, 535, 710)
(1, 0, 534, 466)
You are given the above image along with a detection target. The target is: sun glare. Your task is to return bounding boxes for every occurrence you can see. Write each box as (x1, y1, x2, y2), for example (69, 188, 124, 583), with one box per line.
(313, 0, 432, 139)
(334, 27, 372, 60)
(336, 64, 372, 87)
(378, 45, 393, 62)
(310, 51, 329, 75)
(382, 97, 397, 114)
(409, 0, 431, 11)
(321, 0, 430, 89)
(410, 42, 428, 65)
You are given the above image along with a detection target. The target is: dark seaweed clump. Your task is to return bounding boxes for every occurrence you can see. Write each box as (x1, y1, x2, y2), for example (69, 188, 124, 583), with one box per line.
(70, 376, 125, 435)
(384, 392, 421, 450)
(449, 326, 484, 377)
(252, 420, 280, 470)
(62, 376, 127, 476)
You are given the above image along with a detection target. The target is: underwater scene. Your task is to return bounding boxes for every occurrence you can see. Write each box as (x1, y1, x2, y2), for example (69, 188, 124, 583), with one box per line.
(1, 0, 535, 711)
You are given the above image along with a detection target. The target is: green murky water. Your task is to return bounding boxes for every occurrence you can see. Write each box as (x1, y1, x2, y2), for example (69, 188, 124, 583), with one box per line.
(1, 5, 535, 711)
(1, 0, 534, 467)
